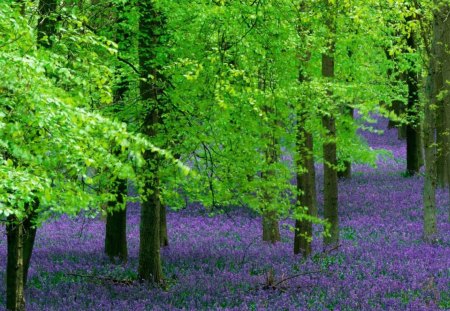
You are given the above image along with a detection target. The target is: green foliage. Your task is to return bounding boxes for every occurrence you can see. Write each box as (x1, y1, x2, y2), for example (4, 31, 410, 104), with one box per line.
(0, 2, 176, 225)
(2, 0, 429, 227)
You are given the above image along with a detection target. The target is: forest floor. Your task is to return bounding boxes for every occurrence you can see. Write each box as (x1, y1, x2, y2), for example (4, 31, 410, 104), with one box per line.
(1, 117, 449, 311)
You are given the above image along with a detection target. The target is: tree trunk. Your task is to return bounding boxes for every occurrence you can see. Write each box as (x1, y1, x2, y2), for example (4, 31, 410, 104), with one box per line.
(422, 0, 450, 240)
(423, 89, 437, 240)
(22, 207, 37, 287)
(261, 145, 281, 243)
(105, 179, 128, 262)
(6, 220, 25, 311)
(137, 0, 164, 283)
(160, 205, 169, 247)
(294, 127, 315, 257)
(262, 212, 281, 243)
(104, 3, 131, 263)
(405, 29, 421, 176)
(138, 171, 163, 282)
(294, 49, 316, 255)
(322, 114, 339, 247)
(322, 4, 339, 247)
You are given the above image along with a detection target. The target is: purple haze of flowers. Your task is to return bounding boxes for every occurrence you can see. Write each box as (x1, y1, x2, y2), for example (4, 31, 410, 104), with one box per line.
(0, 116, 449, 310)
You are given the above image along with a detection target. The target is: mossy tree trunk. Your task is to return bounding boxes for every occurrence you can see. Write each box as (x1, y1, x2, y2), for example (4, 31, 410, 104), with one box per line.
(104, 3, 131, 263)
(137, 0, 164, 283)
(294, 50, 316, 256)
(422, 0, 450, 240)
(294, 124, 315, 257)
(322, 2, 339, 247)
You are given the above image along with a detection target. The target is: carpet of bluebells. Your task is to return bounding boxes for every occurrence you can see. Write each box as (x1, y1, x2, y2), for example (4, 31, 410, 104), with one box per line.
(1, 117, 450, 311)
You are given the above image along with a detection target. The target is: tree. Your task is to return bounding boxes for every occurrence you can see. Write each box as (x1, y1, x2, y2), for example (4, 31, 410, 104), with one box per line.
(423, 0, 450, 240)
(104, 2, 132, 263)
(322, 0, 339, 248)
(137, 0, 165, 283)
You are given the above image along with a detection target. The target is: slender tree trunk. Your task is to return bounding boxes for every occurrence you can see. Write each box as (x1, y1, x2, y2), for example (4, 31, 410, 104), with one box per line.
(6, 220, 25, 311)
(22, 201, 38, 287)
(294, 47, 316, 255)
(422, 0, 450, 240)
(104, 3, 131, 262)
(405, 30, 420, 176)
(322, 114, 339, 247)
(423, 89, 437, 240)
(105, 179, 128, 262)
(160, 205, 169, 247)
(138, 170, 163, 282)
(137, 0, 164, 283)
(261, 141, 281, 243)
(22, 218, 36, 287)
(322, 3, 339, 247)
(294, 126, 315, 257)
(262, 212, 281, 243)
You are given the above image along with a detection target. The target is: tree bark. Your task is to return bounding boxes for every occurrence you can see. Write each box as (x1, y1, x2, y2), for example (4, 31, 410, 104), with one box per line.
(105, 179, 128, 262)
(322, 3, 339, 247)
(294, 127, 315, 257)
(137, 0, 164, 283)
(138, 170, 163, 282)
(423, 89, 437, 240)
(261, 141, 281, 243)
(22, 218, 36, 287)
(322, 114, 339, 247)
(22, 201, 38, 287)
(422, 0, 450, 240)
(294, 46, 316, 255)
(262, 212, 281, 243)
(104, 3, 131, 263)
(6, 220, 25, 311)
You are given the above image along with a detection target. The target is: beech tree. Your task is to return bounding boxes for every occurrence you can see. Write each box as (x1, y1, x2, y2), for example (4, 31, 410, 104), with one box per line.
(137, 0, 165, 283)
(423, 0, 450, 240)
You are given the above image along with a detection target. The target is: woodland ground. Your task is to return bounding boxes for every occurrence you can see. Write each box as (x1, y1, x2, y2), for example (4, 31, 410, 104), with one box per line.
(0, 117, 449, 310)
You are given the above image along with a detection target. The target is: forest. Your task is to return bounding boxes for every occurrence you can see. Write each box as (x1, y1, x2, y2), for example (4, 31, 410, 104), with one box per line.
(0, 0, 449, 310)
